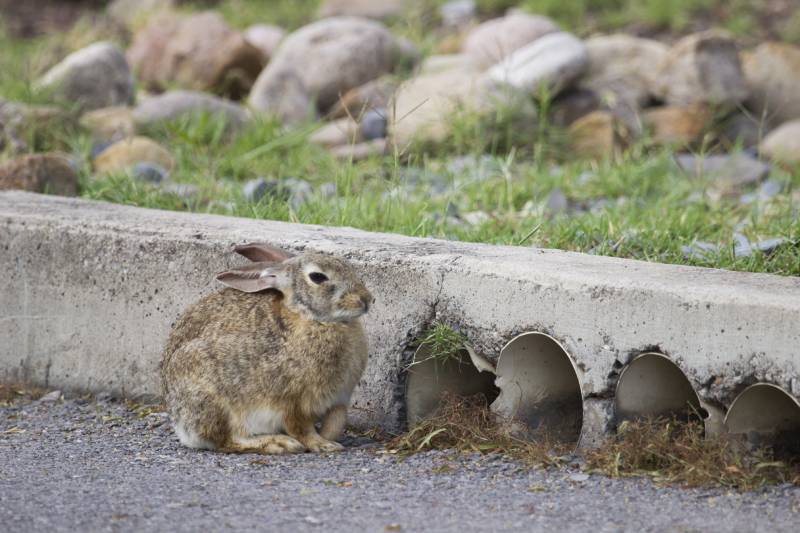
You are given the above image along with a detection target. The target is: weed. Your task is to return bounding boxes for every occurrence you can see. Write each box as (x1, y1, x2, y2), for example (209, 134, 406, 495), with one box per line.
(586, 417, 800, 489)
(386, 393, 568, 466)
(409, 323, 470, 369)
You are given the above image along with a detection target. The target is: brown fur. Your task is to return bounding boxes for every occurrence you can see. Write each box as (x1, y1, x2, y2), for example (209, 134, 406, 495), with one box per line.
(160, 245, 372, 454)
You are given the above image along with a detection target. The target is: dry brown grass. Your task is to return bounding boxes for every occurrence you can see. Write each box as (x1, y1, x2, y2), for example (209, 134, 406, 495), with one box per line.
(386, 393, 570, 467)
(0, 381, 48, 405)
(586, 417, 800, 490)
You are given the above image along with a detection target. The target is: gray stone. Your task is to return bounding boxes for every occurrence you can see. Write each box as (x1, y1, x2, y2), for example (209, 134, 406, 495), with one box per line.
(242, 177, 271, 203)
(440, 0, 476, 30)
(250, 17, 403, 117)
(488, 32, 589, 96)
(462, 12, 559, 68)
(675, 153, 770, 188)
(132, 162, 169, 184)
(317, 0, 408, 19)
(734, 237, 789, 258)
(742, 42, 800, 128)
(243, 24, 286, 63)
(681, 241, 719, 260)
(739, 179, 786, 205)
(360, 109, 387, 140)
(653, 31, 748, 107)
(161, 183, 200, 201)
(310, 118, 361, 148)
(133, 91, 251, 131)
(37, 42, 135, 112)
(329, 139, 387, 161)
(760, 119, 800, 165)
(581, 34, 668, 107)
(38, 390, 62, 403)
(546, 187, 569, 216)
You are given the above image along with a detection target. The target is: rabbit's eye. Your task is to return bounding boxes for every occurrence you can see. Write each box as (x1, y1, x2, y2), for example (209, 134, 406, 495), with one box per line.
(309, 272, 329, 284)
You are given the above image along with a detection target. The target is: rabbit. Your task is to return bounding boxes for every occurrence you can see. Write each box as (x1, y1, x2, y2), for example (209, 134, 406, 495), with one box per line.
(160, 243, 373, 454)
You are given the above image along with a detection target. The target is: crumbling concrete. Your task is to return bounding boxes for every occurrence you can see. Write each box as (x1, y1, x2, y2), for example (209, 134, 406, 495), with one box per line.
(1, 192, 799, 436)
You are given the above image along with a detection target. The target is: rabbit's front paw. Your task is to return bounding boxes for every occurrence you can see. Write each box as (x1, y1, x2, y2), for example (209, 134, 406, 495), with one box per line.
(307, 437, 345, 453)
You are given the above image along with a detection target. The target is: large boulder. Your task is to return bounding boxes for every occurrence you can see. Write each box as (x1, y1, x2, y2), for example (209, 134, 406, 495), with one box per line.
(80, 106, 136, 143)
(760, 120, 800, 165)
(389, 66, 502, 147)
(243, 24, 286, 64)
(249, 17, 409, 119)
(487, 32, 588, 97)
(580, 34, 667, 107)
(37, 42, 135, 112)
(462, 12, 558, 68)
(127, 11, 264, 98)
(318, 0, 409, 19)
(94, 136, 175, 174)
(133, 91, 251, 131)
(329, 77, 397, 118)
(0, 153, 78, 196)
(652, 31, 748, 107)
(643, 105, 711, 146)
(742, 42, 800, 127)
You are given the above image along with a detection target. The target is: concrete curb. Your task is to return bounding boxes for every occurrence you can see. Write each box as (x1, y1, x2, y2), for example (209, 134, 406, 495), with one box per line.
(2, 191, 799, 438)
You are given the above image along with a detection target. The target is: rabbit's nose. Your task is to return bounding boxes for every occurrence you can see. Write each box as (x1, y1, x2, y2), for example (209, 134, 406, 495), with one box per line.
(360, 293, 374, 312)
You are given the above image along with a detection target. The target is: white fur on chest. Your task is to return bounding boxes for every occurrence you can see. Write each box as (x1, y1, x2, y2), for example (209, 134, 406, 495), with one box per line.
(243, 407, 284, 435)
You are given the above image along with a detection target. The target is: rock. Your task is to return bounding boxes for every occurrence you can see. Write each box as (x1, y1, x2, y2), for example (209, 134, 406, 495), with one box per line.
(462, 210, 490, 226)
(643, 105, 711, 146)
(740, 179, 786, 204)
(419, 54, 476, 75)
(389, 66, 496, 147)
(107, 0, 175, 29)
(653, 31, 748, 107)
(568, 111, 625, 160)
(243, 24, 286, 63)
(80, 106, 135, 142)
(717, 113, 762, 151)
(568, 473, 590, 483)
(329, 138, 387, 161)
(545, 187, 568, 216)
(37, 42, 135, 112)
(318, 0, 408, 19)
(766, 120, 800, 163)
(38, 390, 62, 403)
(733, 236, 789, 258)
(94, 136, 175, 174)
(132, 91, 251, 131)
(360, 109, 387, 140)
(743, 42, 800, 128)
(310, 118, 361, 148)
(132, 162, 169, 183)
(0, 100, 67, 154)
(675, 153, 770, 189)
(242, 177, 270, 202)
(244, 177, 314, 209)
(682, 241, 719, 260)
(581, 34, 667, 107)
(329, 77, 397, 118)
(0, 153, 79, 196)
(248, 69, 314, 126)
(760, 120, 800, 165)
(462, 12, 559, 68)
(127, 12, 264, 98)
(549, 88, 601, 128)
(249, 17, 405, 117)
(319, 182, 337, 197)
(487, 32, 589, 96)
(440, 0, 477, 30)
(161, 182, 199, 201)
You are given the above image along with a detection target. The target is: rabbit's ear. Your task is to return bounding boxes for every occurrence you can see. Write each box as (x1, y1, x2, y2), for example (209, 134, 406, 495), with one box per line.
(234, 243, 295, 263)
(215, 262, 286, 293)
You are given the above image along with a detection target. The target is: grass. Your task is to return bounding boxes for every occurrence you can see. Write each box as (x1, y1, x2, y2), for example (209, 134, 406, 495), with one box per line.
(1, 2, 799, 277)
(586, 417, 800, 489)
(409, 322, 471, 368)
(387, 393, 800, 490)
(385, 392, 567, 465)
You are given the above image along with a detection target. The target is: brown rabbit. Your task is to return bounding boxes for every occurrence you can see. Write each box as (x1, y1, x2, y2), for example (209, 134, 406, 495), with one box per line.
(160, 243, 373, 454)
